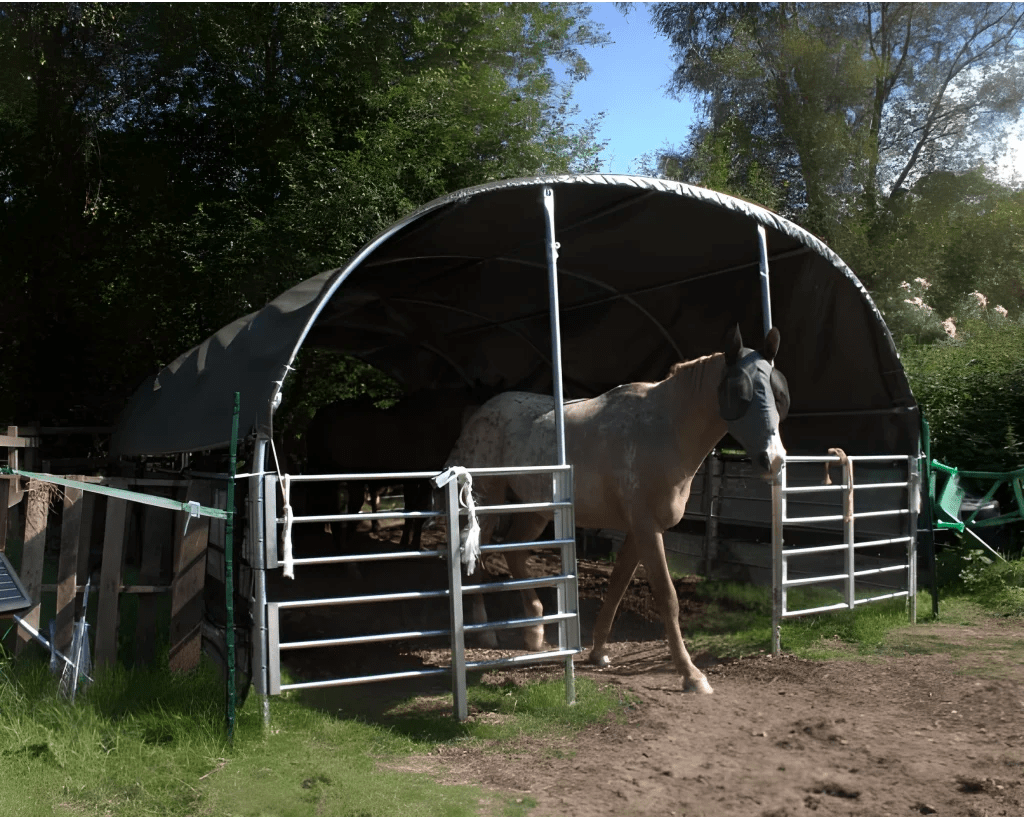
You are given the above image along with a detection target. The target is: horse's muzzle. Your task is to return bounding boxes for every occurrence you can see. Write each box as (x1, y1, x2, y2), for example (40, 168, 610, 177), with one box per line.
(758, 430, 786, 478)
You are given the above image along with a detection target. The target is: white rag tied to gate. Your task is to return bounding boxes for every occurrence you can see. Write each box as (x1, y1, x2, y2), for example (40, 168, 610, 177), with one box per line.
(433, 466, 481, 575)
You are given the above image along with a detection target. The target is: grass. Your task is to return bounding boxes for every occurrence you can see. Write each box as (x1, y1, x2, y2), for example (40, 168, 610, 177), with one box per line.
(676, 554, 1024, 662)
(0, 651, 630, 817)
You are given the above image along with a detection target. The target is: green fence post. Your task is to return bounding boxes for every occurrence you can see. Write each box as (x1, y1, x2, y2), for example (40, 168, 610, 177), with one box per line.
(225, 393, 240, 742)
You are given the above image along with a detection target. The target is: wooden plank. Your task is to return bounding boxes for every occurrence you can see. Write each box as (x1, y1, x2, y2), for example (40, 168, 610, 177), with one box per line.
(54, 484, 84, 658)
(15, 480, 49, 655)
(0, 479, 8, 553)
(94, 495, 129, 669)
(77, 493, 98, 586)
(0, 434, 37, 448)
(169, 481, 212, 673)
(134, 501, 172, 667)
(5, 426, 25, 508)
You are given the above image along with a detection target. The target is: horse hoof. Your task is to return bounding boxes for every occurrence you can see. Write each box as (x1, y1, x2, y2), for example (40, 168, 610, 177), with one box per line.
(588, 652, 612, 668)
(684, 675, 714, 695)
(476, 631, 499, 650)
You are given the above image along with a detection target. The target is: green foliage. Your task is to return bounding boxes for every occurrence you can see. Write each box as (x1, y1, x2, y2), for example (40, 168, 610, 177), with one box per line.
(650, 3, 1024, 243)
(900, 319, 1024, 471)
(936, 551, 1024, 615)
(0, 2, 608, 426)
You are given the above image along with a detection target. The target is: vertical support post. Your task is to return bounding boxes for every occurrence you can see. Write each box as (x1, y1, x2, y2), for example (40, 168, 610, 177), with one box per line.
(757, 225, 773, 337)
(553, 467, 578, 706)
(225, 392, 240, 742)
(446, 477, 468, 722)
(543, 185, 577, 704)
(702, 453, 723, 578)
(771, 473, 784, 656)
(249, 436, 271, 727)
(542, 187, 567, 466)
(843, 458, 856, 610)
(908, 455, 919, 624)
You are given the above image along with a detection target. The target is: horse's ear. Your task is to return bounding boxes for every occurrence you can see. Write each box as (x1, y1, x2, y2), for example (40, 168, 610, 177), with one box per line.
(761, 327, 781, 363)
(724, 323, 743, 365)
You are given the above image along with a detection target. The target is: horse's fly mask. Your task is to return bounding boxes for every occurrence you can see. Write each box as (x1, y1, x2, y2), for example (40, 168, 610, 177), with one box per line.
(717, 326, 789, 476)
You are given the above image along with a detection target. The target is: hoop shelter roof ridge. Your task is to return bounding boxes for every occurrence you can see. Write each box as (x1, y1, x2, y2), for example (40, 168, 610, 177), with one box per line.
(111, 174, 918, 458)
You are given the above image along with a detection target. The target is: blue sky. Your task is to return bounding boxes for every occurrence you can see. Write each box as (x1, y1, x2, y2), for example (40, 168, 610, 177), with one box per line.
(566, 3, 696, 175)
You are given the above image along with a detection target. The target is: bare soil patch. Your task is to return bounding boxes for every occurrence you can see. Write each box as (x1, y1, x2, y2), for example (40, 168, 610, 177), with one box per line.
(278, 522, 1024, 817)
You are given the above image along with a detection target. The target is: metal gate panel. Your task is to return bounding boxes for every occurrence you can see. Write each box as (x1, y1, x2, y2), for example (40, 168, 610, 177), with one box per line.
(772, 454, 919, 654)
(262, 464, 580, 720)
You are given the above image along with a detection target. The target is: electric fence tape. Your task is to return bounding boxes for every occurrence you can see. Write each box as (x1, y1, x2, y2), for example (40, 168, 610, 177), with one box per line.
(0, 466, 228, 520)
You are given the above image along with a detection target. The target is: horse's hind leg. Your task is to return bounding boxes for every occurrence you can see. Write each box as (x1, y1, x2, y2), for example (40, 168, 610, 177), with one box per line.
(641, 531, 713, 694)
(588, 533, 640, 667)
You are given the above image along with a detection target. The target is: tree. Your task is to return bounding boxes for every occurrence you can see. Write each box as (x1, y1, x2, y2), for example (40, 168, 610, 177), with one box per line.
(0, 3, 608, 424)
(649, 3, 1024, 253)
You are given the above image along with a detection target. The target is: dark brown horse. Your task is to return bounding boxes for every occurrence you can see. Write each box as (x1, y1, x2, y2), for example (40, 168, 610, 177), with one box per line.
(305, 388, 482, 551)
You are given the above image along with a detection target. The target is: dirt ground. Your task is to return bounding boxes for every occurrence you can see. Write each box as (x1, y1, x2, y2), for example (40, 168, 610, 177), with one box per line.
(278, 521, 1024, 817)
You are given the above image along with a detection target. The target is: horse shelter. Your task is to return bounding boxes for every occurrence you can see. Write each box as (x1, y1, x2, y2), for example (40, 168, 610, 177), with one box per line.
(110, 175, 923, 718)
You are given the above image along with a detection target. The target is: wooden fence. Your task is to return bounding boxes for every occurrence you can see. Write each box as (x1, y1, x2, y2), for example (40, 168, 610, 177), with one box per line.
(1, 425, 227, 672)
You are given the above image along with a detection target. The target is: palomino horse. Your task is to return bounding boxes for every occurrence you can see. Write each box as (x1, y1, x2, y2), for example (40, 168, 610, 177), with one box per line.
(445, 325, 789, 694)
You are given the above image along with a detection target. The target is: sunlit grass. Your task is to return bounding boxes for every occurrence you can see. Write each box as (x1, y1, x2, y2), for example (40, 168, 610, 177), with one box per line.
(0, 650, 629, 817)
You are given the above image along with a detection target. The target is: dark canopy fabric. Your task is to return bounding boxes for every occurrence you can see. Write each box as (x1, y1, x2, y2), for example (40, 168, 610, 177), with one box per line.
(111, 175, 918, 458)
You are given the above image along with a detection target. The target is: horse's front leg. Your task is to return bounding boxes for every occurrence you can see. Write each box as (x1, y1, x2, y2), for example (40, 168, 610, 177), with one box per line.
(589, 533, 640, 667)
(641, 530, 713, 694)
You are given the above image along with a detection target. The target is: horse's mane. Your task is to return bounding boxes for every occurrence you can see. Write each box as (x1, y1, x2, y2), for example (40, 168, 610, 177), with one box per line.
(663, 353, 720, 381)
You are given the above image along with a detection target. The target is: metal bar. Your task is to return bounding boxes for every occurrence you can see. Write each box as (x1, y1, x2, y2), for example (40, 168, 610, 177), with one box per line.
(466, 648, 580, 671)
(445, 473, 468, 722)
(908, 457, 920, 624)
(844, 458, 855, 610)
(280, 628, 452, 650)
(275, 589, 450, 610)
(845, 536, 913, 548)
(542, 186, 568, 467)
(780, 484, 848, 495)
(783, 573, 850, 588)
(783, 513, 846, 524)
(784, 455, 913, 464)
(462, 611, 578, 633)
(480, 537, 575, 554)
(250, 437, 271, 724)
(781, 602, 850, 618)
(853, 590, 909, 605)
(285, 510, 442, 525)
(781, 543, 849, 557)
(267, 602, 281, 696)
(757, 224, 773, 336)
(771, 477, 784, 655)
(854, 564, 910, 577)
(554, 467, 578, 706)
(853, 508, 910, 519)
(472, 501, 573, 514)
(280, 667, 448, 691)
(462, 574, 578, 594)
(290, 550, 444, 565)
(285, 470, 443, 482)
